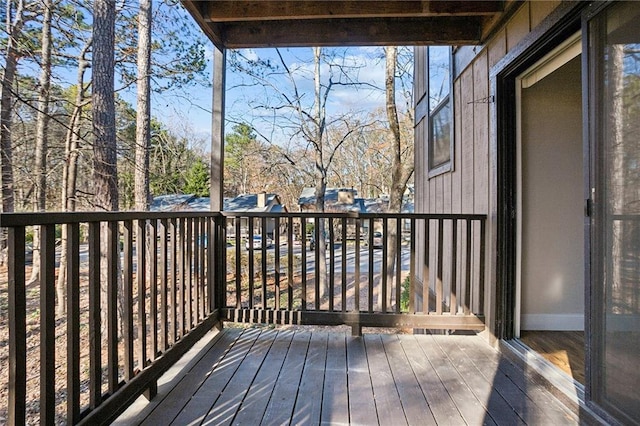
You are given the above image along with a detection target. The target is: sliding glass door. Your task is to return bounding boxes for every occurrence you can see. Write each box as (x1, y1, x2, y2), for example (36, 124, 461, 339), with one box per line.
(588, 2, 640, 423)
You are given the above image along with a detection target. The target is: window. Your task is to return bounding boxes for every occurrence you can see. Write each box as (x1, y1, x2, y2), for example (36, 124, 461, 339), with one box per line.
(427, 46, 453, 176)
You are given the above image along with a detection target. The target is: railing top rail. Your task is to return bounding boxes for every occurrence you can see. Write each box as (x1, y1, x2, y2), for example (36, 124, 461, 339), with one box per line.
(0, 210, 488, 227)
(0, 211, 221, 227)
(219, 211, 488, 221)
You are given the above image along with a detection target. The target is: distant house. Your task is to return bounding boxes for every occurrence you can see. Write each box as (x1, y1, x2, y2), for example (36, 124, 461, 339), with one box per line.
(298, 187, 365, 213)
(151, 192, 286, 237)
(224, 193, 286, 237)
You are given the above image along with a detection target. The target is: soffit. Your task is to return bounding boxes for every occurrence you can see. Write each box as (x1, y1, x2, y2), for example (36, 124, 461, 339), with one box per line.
(182, 1, 507, 49)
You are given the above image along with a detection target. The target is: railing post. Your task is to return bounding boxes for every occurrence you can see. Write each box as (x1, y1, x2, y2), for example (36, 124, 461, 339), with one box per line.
(8, 226, 26, 426)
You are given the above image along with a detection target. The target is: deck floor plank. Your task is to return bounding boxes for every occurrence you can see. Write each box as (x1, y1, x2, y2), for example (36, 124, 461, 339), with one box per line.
(432, 335, 526, 426)
(169, 327, 261, 425)
(115, 327, 580, 426)
(232, 330, 294, 424)
(126, 328, 241, 426)
(398, 335, 465, 426)
(381, 334, 436, 426)
(290, 332, 329, 425)
(346, 336, 378, 425)
(416, 334, 498, 426)
(260, 331, 312, 425)
(364, 334, 408, 426)
(464, 334, 579, 425)
(201, 329, 277, 425)
(321, 332, 350, 425)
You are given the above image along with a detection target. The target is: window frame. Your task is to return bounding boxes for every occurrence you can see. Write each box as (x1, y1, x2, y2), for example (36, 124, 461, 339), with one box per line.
(426, 46, 454, 178)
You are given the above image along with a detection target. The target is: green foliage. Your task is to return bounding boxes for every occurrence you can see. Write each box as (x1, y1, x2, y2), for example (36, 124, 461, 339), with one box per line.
(184, 158, 210, 197)
(400, 275, 411, 312)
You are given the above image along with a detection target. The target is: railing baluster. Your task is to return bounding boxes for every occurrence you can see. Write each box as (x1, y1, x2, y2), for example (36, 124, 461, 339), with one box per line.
(169, 218, 177, 345)
(88, 222, 102, 408)
(136, 219, 147, 368)
(261, 216, 267, 309)
(107, 221, 119, 394)
(123, 220, 134, 380)
(436, 218, 444, 315)
(8, 226, 26, 426)
(186, 217, 193, 331)
(409, 218, 416, 313)
(178, 218, 185, 338)
(40, 224, 56, 424)
(395, 218, 402, 314)
(424, 218, 430, 314)
(287, 216, 294, 311)
(199, 218, 206, 320)
(479, 218, 486, 315)
(464, 219, 472, 315)
(314, 217, 320, 310)
(382, 218, 388, 313)
(368, 218, 374, 313)
(354, 218, 361, 312)
(450, 219, 458, 315)
(301, 217, 307, 311)
(341, 217, 347, 313)
(193, 217, 200, 323)
(275, 217, 281, 311)
(150, 219, 158, 359)
(159, 219, 168, 352)
(67, 223, 81, 423)
(235, 217, 242, 308)
(248, 218, 255, 309)
(329, 217, 335, 312)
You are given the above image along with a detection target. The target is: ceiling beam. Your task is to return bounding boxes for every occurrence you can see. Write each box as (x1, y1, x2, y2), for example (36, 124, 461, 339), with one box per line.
(204, 1, 503, 22)
(220, 17, 483, 47)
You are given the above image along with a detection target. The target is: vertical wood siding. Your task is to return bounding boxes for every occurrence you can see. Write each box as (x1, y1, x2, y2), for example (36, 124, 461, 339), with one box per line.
(414, 1, 562, 315)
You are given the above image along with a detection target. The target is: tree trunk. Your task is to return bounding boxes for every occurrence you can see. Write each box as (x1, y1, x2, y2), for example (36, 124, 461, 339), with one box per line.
(93, 0, 121, 334)
(28, 0, 53, 286)
(312, 46, 328, 300)
(384, 47, 414, 310)
(1, 0, 24, 264)
(56, 38, 91, 316)
(134, 0, 151, 211)
(93, 0, 118, 211)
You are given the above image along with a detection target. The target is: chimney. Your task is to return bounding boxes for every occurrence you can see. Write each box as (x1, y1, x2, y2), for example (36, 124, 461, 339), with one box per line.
(337, 189, 354, 205)
(257, 192, 267, 208)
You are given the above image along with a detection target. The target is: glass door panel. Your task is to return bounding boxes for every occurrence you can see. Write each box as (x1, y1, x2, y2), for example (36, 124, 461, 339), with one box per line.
(592, 2, 640, 423)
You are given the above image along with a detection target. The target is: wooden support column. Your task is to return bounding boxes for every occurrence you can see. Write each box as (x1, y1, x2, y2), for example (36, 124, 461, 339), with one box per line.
(210, 45, 226, 212)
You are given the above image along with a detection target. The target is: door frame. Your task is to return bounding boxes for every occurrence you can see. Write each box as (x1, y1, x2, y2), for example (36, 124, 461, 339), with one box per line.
(514, 32, 582, 337)
(491, 1, 585, 340)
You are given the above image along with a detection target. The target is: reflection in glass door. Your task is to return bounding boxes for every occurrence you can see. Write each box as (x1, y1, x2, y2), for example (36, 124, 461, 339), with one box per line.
(590, 2, 640, 423)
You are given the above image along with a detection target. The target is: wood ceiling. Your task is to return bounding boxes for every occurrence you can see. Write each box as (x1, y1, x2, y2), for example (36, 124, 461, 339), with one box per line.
(182, 1, 507, 49)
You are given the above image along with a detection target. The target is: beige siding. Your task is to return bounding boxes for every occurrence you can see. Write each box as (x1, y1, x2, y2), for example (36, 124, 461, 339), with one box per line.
(414, 1, 563, 315)
(506, 5, 531, 52)
(530, 0, 561, 29)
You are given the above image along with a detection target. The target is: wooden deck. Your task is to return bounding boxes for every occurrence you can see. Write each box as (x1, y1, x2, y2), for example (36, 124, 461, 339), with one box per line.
(114, 327, 579, 425)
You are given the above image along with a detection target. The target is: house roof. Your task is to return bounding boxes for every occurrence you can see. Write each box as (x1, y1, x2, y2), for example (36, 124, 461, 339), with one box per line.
(182, 1, 508, 49)
(151, 193, 285, 213)
(224, 193, 285, 213)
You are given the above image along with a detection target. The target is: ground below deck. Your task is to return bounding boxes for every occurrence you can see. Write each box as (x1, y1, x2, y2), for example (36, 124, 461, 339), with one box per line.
(115, 326, 579, 425)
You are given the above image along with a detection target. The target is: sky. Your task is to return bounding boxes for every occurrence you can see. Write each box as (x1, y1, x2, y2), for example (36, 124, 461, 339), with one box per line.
(145, 44, 403, 150)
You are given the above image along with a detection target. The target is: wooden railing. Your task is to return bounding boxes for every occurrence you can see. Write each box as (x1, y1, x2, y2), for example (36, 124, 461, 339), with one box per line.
(220, 212, 486, 333)
(1, 211, 225, 425)
(1, 210, 486, 425)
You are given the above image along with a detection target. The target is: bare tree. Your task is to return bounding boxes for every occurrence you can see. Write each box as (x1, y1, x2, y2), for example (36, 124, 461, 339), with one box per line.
(56, 35, 92, 316)
(1, 0, 26, 217)
(92, 0, 118, 211)
(134, 0, 151, 211)
(384, 46, 414, 306)
(27, 0, 53, 286)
